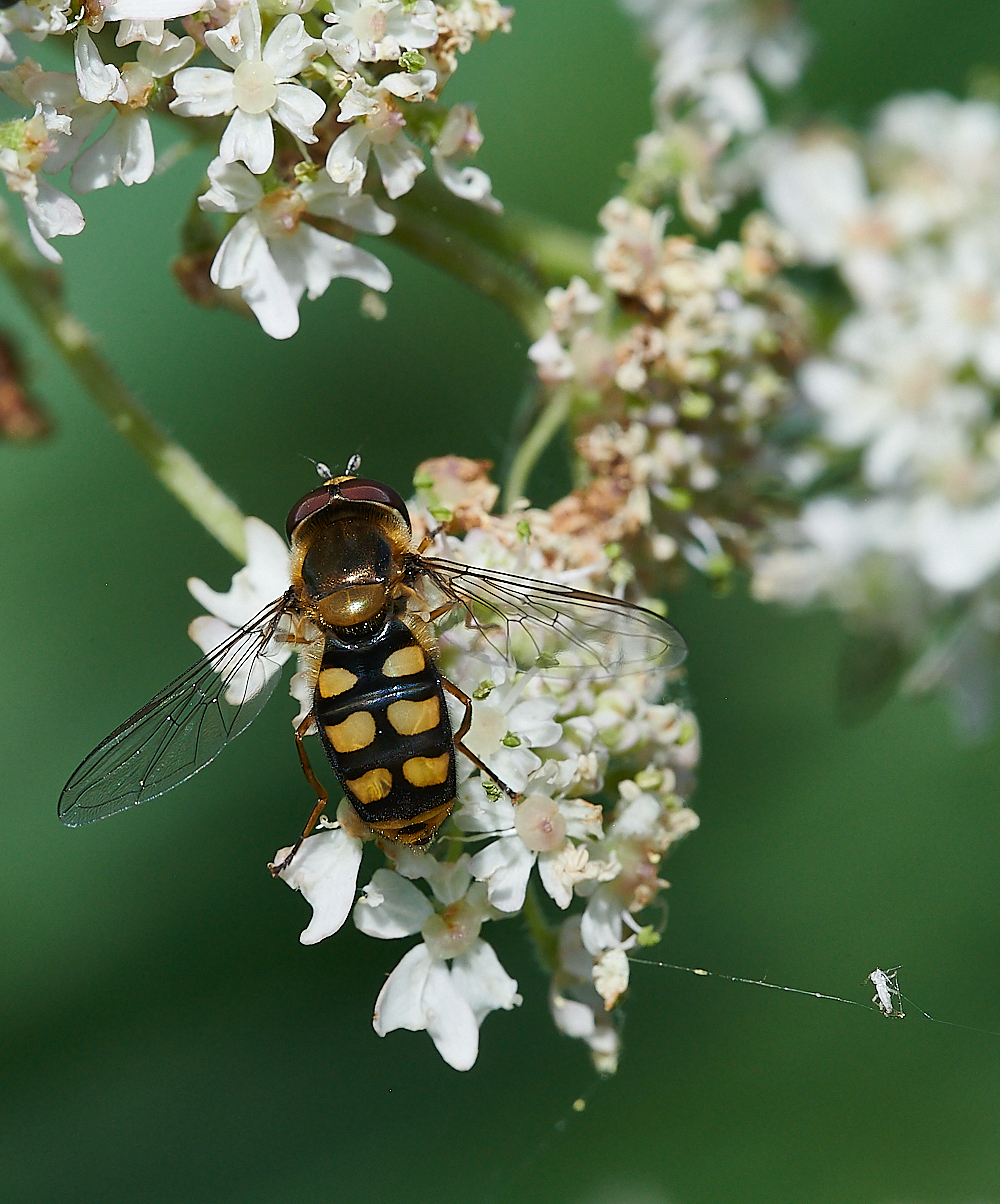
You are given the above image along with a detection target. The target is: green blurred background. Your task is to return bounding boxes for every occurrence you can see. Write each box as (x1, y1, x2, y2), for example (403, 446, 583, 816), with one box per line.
(3, 2, 1000, 1201)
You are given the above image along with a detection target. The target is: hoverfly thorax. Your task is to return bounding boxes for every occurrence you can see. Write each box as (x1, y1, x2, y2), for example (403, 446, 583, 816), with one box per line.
(287, 478, 413, 635)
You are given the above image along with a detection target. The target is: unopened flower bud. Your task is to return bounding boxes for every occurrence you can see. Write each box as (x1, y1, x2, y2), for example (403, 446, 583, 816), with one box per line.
(514, 794, 566, 852)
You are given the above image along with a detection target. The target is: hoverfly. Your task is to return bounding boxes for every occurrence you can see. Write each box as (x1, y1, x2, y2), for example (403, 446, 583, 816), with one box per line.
(59, 457, 686, 871)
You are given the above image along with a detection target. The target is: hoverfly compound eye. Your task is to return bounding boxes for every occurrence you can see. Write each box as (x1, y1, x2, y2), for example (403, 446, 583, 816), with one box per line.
(336, 478, 411, 530)
(286, 487, 333, 539)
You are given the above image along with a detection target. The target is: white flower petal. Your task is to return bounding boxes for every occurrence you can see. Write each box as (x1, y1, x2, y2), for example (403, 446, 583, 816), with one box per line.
(263, 14, 323, 80)
(271, 225, 391, 301)
(115, 19, 165, 47)
(450, 939, 521, 1025)
(270, 82, 325, 144)
(198, 155, 264, 214)
(353, 868, 433, 938)
(373, 942, 434, 1035)
(468, 835, 534, 912)
(137, 31, 196, 77)
(434, 156, 502, 213)
(25, 214, 63, 263)
(71, 110, 154, 192)
(102, 0, 204, 19)
(372, 132, 425, 199)
(277, 828, 364, 945)
(239, 228, 301, 339)
(43, 102, 110, 175)
(580, 884, 624, 956)
(187, 516, 290, 627)
(205, 5, 256, 69)
(25, 180, 84, 241)
(421, 958, 480, 1071)
(299, 179, 395, 234)
(379, 68, 435, 101)
(75, 29, 128, 104)
(169, 67, 235, 118)
(325, 123, 370, 194)
(219, 107, 274, 175)
(320, 32, 359, 73)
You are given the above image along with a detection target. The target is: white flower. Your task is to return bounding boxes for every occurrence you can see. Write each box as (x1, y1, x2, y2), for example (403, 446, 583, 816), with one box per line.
(460, 682, 562, 793)
(187, 515, 293, 702)
(463, 789, 599, 911)
(549, 916, 620, 1073)
(72, 35, 196, 192)
(431, 103, 502, 212)
(2, 0, 71, 43)
(170, 6, 325, 175)
(325, 69, 436, 199)
(322, 0, 437, 72)
(199, 157, 393, 339)
(0, 111, 84, 263)
(761, 134, 871, 265)
(373, 938, 520, 1070)
(276, 827, 364, 944)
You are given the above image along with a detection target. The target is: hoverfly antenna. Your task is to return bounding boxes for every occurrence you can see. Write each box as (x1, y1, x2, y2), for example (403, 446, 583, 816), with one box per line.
(346, 452, 362, 476)
(301, 455, 334, 481)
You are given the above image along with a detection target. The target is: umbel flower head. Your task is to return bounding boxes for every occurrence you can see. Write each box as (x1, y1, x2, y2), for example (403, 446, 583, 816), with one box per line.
(526, 194, 808, 597)
(752, 93, 1000, 732)
(0, 0, 509, 300)
(186, 459, 699, 1072)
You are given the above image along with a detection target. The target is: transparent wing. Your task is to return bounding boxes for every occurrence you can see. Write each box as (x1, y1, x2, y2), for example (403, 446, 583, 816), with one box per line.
(415, 557, 687, 677)
(59, 593, 296, 827)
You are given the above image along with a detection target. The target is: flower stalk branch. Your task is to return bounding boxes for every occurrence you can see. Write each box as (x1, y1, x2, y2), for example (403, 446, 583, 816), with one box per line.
(0, 200, 248, 561)
(502, 382, 575, 509)
(380, 186, 551, 339)
(389, 174, 598, 291)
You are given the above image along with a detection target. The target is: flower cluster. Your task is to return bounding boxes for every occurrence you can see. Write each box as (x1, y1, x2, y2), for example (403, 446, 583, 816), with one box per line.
(0, 0, 509, 328)
(187, 458, 699, 1073)
(527, 199, 808, 595)
(618, 0, 808, 230)
(752, 95, 1000, 730)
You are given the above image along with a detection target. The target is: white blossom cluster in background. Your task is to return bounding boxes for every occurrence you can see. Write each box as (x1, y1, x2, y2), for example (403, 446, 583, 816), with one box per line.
(618, 0, 808, 230)
(0, 0, 509, 335)
(186, 457, 699, 1073)
(751, 95, 1000, 730)
(527, 200, 807, 595)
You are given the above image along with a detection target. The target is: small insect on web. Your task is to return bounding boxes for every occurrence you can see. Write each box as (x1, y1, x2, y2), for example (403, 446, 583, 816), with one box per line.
(869, 967, 904, 1018)
(630, 956, 1000, 1037)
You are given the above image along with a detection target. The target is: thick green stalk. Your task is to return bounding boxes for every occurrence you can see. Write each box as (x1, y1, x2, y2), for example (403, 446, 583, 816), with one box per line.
(502, 383, 575, 510)
(0, 200, 247, 561)
(389, 174, 598, 292)
(380, 188, 551, 339)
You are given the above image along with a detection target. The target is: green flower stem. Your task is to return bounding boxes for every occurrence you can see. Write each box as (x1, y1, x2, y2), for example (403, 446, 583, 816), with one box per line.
(523, 877, 559, 974)
(389, 174, 598, 293)
(502, 382, 575, 510)
(380, 188, 551, 339)
(0, 200, 247, 562)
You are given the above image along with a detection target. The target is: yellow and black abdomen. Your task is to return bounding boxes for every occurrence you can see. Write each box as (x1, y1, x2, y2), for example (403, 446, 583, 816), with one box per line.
(313, 618, 455, 846)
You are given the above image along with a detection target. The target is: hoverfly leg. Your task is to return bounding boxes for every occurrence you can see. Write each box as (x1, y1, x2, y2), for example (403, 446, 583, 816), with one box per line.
(268, 713, 330, 878)
(441, 677, 522, 803)
(415, 522, 447, 555)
